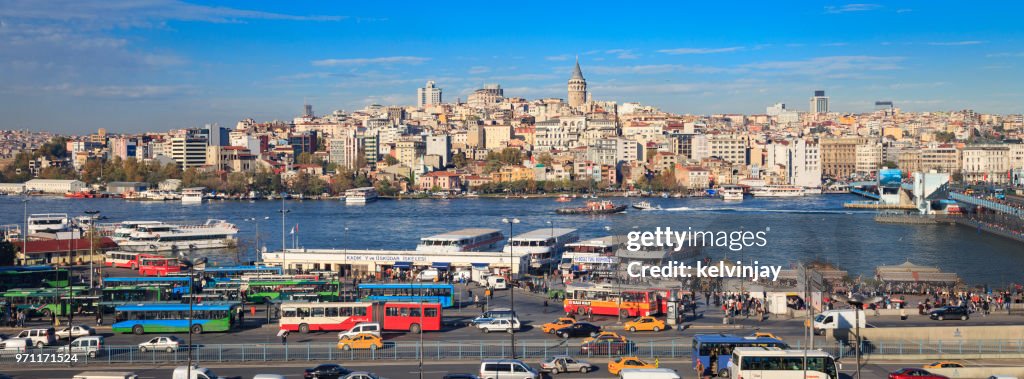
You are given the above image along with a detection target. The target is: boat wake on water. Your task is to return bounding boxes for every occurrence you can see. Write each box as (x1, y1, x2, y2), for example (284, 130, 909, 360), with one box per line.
(661, 206, 871, 215)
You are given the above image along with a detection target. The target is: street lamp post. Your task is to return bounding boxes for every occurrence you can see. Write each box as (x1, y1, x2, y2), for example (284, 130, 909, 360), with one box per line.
(501, 217, 520, 359)
(832, 293, 882, 379)
(22, 197, 28, 265)
(246, 216, 269, 256)
(279, 194, 290, 274)
(178, 252, 208, 379)
(418, 300, 425, 379)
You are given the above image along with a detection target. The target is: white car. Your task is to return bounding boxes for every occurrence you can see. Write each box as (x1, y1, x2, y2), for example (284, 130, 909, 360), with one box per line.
(476, 318, 520, 333)
(56, 325, 96, 339)
(138, 336, 184, 352)
(341, 372, 381, 379)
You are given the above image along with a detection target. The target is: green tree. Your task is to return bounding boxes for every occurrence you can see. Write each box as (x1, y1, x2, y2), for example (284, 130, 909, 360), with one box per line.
(537, 152, 554, 167)
(452, 152, 468, 169)
(384, 156, 400, 166)
(0, 240, 16, 266)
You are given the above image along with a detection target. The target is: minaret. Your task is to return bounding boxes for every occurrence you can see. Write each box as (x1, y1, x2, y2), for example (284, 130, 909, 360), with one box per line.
(567, 56, 587, 108)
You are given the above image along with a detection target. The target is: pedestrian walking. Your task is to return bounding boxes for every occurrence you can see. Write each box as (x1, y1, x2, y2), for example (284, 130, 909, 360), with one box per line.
(278, 330, 289, 345)
(96, 313, 103, 326)
(543, 299, 549, 313)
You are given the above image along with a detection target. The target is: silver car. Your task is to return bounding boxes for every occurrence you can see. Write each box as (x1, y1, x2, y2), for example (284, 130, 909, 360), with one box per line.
(138, 336, 184, 352)
(56, 325, 96, 339)
(341, 372, 381, 379)
(539, 356, 595, 374)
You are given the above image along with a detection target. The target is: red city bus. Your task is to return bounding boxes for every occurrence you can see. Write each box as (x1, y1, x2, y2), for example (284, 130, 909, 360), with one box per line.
(138, 256, 183, 276)
(563, 283, 660, 318)
(379, 302, 442, 333)
(277, 301, 442, 333)
(104, 251, 162, 269)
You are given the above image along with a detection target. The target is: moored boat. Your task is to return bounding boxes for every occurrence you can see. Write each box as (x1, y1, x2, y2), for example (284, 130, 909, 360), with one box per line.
(631, 201, 662, 210)
(556, 201, 627, 215)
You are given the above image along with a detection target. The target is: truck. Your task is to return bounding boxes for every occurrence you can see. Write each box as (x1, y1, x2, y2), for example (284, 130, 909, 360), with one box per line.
(171, 366, 241, 379)
(813, 309, 866, 334)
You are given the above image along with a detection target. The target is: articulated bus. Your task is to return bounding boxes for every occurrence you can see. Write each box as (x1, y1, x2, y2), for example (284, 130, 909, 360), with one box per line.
(138, 256, 183, 276)
(563, 283, 659, 318)
(357, 283, 455, 308)
(692, 334, 788, 378)
(103, 251, 162, 269)
(112, 303, 240, 334)
(728, 347, 839, 379)
(278, 301, 442, 334)
(0, 266, 69, 291)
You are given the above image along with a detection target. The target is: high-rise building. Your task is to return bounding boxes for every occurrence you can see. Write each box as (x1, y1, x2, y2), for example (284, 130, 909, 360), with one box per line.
(567, 58, 587, 108)
(170, 137, 208, 169)
(426, 135, 451, 167)
(810, 90, 829, 114)
(329, 129, 360, 170)
(417, 81, 442, 108)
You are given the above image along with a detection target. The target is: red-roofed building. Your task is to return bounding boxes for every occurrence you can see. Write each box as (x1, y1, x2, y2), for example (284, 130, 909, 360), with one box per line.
(417, 171, 462, 192)
(14, 237, 117, 265)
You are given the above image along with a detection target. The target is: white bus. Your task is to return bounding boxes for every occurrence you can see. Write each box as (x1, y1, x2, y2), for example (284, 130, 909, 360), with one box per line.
(503, 228, 579, 268)
(728, 347, 839, 379)
(415, 228, 504, 253)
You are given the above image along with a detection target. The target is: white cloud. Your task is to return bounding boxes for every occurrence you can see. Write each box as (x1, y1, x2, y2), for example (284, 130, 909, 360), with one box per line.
(545, 55, 571, 61)
(0, 0, 347, 26)
(468, 66, 490, 74)
(588, 64, 740, 75)
(928, 40, 985, 46)
(311, 56, 430, 66)
(30, 83, 196, 99)
(824, 4, 882, 14)
(605, 49, 639, 59)
(742, 55, 903, 77)
(658, 47, 744, 55)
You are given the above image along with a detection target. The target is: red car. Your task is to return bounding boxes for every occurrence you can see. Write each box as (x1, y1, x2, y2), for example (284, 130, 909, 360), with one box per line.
(889, 368, 949, 379)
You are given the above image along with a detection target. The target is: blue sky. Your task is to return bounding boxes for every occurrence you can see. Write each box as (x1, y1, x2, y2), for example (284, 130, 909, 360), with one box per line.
(2, 1, 1023, 133)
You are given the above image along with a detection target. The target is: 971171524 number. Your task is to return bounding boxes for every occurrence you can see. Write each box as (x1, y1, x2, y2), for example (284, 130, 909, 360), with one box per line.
(15, 353, 79, 363)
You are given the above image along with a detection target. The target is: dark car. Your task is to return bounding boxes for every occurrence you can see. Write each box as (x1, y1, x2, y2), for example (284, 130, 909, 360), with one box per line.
(889, 368, 949, 379)
(554, 322, 602, 338)
(929, 306, 970, 321)
(579, 337, 636, 355)
(305, 364, 353, 379)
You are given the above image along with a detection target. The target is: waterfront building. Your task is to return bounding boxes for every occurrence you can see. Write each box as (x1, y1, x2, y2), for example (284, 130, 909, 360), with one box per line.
(706, 134, 747, 164)
(24, 179, 87, 194)
(855, 143, 883, 176)
(417, 80, 442, 108)
(262, 247, 531, 279)
(417, 171, 461, 192)
(820, 137, 869, 179)
(962, 144, 1010, 183)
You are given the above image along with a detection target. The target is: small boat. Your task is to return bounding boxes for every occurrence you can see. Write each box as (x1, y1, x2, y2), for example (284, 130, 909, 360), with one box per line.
(555, 195, 572, 203)
(632, 201, 662, 210)
(556, 200, 627, 215)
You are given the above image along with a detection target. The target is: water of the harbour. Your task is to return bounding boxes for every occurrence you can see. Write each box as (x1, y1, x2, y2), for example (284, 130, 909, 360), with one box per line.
(2, 194, 1021, 287)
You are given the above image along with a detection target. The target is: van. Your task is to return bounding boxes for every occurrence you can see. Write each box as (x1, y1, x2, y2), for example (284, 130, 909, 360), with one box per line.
(0, 338, 28, 355)
(72, 372, 139, 379)
(479, 359, 539, 379)
(618, 368, 680, 379)
(337, 322, 382, 340)
(471, 308, 516, 325)
(416, 268, 439, 282)
(15, 328, 55, 348)
(58, 336, 104, 358)
(487, 276, 508, 290)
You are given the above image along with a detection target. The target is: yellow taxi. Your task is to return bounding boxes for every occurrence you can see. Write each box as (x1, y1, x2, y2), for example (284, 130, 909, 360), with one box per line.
(337, 333, 383, 351)
(749, 331, 781, 340)
(923, 361, 964, 369)
(607, 356, 656, 375)
(625, 316, 666, 332)
(541, 317, 576, 334)
(581, 331, 626, 344)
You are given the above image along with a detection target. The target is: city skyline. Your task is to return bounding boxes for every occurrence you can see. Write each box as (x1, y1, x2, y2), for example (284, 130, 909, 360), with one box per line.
(3, 1, 1024, 133)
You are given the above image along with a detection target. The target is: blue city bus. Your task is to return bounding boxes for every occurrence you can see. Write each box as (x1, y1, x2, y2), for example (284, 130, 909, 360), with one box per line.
(691, 334, 788, 377)
(103, 277, 192, 294)
(112, 303, 240, 334)
(357, 283, 455, 308)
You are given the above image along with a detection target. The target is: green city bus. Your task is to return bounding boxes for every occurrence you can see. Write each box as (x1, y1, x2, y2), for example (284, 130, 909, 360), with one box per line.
(0, 266, 70, 291)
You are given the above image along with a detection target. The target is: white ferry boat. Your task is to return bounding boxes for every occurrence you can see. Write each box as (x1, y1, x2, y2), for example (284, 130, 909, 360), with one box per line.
(27, 213, 70, 234)
(344, 187, 378, 204)
(117, 219, 238, 252)
(559, 236, 621, 277)
(110, 221, 166, 243)
(181, 188, 205, 204)
(503, 228, 579, 268)
(750, 185, 807, 198)
(719, 185, 745, 201)
(415, 228, 504, 253)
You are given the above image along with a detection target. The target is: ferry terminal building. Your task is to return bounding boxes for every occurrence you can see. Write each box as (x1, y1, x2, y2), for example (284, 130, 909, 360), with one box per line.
(261, 248, 531, 279)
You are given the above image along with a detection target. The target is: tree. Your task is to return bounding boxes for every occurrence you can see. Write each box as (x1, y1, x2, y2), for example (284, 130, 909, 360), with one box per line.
(537, 152, 554, 167)
(0, 240, 16, 266)
(882, 161, 898, 169)
(935, 131, 956, 143)
(384, 156, 399, 166)
(452, 152, 468, 169)
(330, 169, 355, 194)
(375, 179, 398, 196)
